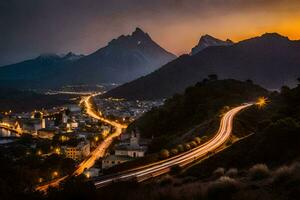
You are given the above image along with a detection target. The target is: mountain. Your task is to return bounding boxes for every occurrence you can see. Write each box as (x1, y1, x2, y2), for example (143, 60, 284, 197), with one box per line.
(0, 52, 83, 88)
(191, 34, 233, 55)
(103, 33, 300, 100)
(57, 27, 176, 85)
(0, 88, 72, 112)
(0, 28, 176, 89)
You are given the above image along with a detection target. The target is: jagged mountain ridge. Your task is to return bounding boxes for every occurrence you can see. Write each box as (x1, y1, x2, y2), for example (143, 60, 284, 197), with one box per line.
(103, 33, 300, 100)
(0, 28, 176, 89)
(191, 34, 233, 55)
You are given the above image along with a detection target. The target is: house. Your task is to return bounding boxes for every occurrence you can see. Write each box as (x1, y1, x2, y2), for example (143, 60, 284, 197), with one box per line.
(102, 155, 132, 170)
(37, 128, 58, 139)
(19, 118, 45, 134)
(62, 141, 90, 161)
(115, 130, 148, 158)
(65, 104, 81, 113)
(83, 168, 100, 178)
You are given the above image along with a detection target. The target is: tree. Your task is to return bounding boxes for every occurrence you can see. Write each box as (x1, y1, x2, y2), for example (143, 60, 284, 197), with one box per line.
(177, 144, 184, 152)
(194, 137, 201, 144)
(170, 148, 178, 155)
(184, 143, 191, 151)
(190, 141, 197, 148)
(246, 79, 253, 84)
(208, 74, 218, 81)
(160, 149, 170, 159)
(34, 112, 42, 119)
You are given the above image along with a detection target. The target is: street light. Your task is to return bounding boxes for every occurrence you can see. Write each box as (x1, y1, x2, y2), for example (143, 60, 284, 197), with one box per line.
(52, 171, 59, 179)
(55, 148, 60, 154)
(256, 97, 268, 108)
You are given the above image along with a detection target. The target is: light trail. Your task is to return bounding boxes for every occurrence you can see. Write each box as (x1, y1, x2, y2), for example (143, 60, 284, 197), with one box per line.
(94, 103, 252, 188)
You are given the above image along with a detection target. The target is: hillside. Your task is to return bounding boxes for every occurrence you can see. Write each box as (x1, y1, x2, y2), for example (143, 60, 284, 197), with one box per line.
(128, 78, 267, 152)
(103, 33, 300, 100)
(0, 53, 83, 89)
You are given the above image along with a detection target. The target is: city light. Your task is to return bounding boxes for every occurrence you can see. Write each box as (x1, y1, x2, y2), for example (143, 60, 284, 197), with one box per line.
(256, 97, 268, 108)
(37, 150, 42, 156)
(55, 148, 60, 154)
(52, 171, 58, 178)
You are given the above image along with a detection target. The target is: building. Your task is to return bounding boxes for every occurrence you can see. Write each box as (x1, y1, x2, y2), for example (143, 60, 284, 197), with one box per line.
(115, 131, 147, 158)
(19, 118, 45, 134)
(66, 104, 81, 113)
(37, 128, 58, 139)
(62, 141, 90, 161)
(102, 155, 132, 170)
(83, 168, 100, 178)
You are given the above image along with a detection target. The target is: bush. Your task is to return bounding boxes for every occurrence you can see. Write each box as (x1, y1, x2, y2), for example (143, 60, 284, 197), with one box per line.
(177, 144, 184, 152)
(160, 149, 170, 159)
(226, 168, 238, 178)
(249, 164, 270, 180)
(170, 148, 178, 156)
(206, 176, 240, 200)
(190, 141, 197, 148)
(184, 143, 191, 151)
(213, 167, 225, 178)
(272, 165, 293, 184)
(194, 137, 201, 144)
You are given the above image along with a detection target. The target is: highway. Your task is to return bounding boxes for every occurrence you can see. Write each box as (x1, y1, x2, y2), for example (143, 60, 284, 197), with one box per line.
(36, 94, 127, 191)
(94, 103, 252, 188)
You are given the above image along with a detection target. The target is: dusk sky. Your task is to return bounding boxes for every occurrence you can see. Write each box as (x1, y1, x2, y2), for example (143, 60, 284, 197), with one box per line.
(1, 0, 300, 66)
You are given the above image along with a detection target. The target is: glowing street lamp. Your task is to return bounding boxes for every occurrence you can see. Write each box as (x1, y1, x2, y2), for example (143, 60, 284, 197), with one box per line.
(256, 97, 268, 108)
(37, 150, 42, 156)
(55, 148, 61, 154)
(52, 171, 58, 179)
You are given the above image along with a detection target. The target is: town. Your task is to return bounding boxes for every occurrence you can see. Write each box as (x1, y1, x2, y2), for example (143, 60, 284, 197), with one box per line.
(0, 95, 162, 183)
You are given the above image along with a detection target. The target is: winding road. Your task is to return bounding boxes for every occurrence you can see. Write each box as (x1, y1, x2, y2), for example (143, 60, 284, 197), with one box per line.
(94, 103, 252, 188)
(36, 94, 127, 191)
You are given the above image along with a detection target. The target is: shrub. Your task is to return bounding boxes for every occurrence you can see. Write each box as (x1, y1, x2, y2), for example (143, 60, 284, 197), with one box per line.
(272, 165, 293, 184)
(249, 164, 270, 180)
(213, 167, 225, 178)
(160, 149, 170, 159)
(177, 144, 184, 152)
(190, 141, 197, 148)
(170, 148, 178, 156)
(184, 143, 191, 151)
(194, 137, 201, 144)
(226, 168, 238, 178)
(206, 176, 240, 200)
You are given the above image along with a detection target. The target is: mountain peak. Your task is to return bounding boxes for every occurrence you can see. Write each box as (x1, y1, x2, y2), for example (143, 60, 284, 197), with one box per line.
(131, 27, 151, 40)
(191, 34, 233, 55)
(37, 53, 60, 60)
(62, 52, 84, 61)
(261, 32, 289, 40)
(133, 27, 145, 34)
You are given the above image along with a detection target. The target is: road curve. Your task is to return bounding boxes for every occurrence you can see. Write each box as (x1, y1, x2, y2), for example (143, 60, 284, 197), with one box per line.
(94, 103, 252, 188)
(36, 94, 127, 192)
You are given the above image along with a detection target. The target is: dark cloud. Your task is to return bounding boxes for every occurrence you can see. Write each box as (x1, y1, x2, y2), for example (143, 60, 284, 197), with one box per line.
(1, 0, 300, 66)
